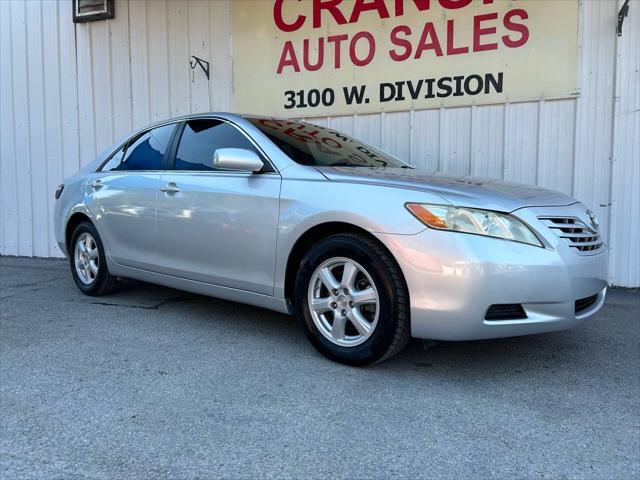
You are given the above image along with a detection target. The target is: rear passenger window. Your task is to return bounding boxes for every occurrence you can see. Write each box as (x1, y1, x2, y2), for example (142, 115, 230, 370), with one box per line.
(102, 123, 176, 171)
(174, 119, 259, 171)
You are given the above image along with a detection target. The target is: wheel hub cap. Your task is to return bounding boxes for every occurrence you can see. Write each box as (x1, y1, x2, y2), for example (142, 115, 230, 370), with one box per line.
(74, 232, 99, 285)
(308, 257, 380, 347)
(336, 295, 349, 308)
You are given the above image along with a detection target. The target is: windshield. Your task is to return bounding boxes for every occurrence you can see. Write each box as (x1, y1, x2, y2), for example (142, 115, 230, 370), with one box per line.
(245, 117, 408, 168)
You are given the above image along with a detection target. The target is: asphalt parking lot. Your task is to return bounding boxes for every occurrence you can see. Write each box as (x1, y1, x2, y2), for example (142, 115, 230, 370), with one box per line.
(1, 256, 638, 479)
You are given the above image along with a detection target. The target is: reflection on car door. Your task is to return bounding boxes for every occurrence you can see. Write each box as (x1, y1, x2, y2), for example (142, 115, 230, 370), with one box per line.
(156, 119, 281, 295)
(87, 123, 177, 270)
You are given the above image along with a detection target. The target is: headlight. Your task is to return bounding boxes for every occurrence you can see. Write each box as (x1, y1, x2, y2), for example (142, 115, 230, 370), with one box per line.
(405, 203, 543, 247)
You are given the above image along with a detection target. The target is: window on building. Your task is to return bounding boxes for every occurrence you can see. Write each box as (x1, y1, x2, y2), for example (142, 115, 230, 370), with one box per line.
(73, 0, 115, 23)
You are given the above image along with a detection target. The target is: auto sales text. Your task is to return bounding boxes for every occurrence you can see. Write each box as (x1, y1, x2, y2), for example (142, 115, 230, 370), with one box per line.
(274, 0, 529, 74)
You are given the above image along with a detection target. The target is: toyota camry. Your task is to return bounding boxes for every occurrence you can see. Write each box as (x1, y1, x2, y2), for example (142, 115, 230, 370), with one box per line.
(54, 113, 608, 365)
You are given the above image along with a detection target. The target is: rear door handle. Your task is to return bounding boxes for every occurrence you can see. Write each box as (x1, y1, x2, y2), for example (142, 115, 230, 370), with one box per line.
(160, 182, 181, 193)
(89, 179, 103, 189)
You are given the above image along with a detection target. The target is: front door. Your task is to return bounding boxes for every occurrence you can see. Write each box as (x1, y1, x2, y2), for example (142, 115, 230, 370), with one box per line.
(156, 119, 281, 295)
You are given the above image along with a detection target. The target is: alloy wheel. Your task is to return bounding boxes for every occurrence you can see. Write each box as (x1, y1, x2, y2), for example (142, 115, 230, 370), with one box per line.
(74, 232, 99, 285)
(307, 257, 380, 347)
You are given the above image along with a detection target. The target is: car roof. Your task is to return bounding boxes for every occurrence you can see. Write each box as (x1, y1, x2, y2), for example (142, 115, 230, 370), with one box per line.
(140, 112, 243, 129)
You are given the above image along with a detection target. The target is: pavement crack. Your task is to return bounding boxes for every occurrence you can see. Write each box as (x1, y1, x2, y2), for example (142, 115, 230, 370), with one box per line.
(88, 296, 191, 310)
(0, 287, 48, 301)
(3, 275, 67, 289)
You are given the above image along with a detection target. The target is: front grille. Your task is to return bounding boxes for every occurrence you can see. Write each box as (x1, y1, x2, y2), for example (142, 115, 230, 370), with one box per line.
(539, 217, 603, 254)
(575, 294, 599, 314)
(485, 304, 527, 321)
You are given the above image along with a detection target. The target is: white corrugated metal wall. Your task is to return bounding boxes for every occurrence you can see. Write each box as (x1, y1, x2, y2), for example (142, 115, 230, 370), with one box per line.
(609, 0, 640, 287)
(0, 0, 638, 286)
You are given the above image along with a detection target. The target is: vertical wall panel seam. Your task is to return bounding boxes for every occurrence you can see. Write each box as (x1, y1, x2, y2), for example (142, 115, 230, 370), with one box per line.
(186, 0, 193, 114)
(437, 107, 444, 172)
(72, 7, 81, 169)
(380, 111, 385, 150)
(353, 113, 359, 144)
(145, 2, 151, 122)
(469, 105, 475, 174)
(108, 17, 115, 144)
(9, 3, 20, 255)
(2, 0, 11, 252)
(228, 0, 234, 110)
(165, 0, 171, 117)
(8, 1, 19, 254)
(576, 0, 584, 96)
(0, 127, 3, 251)
(467, 107, 471, 175)
(126, 0, 134, 131)
(23, 0, 34, 255)
(0, 1, 4, 253)
(570, 97, 579, 196)
(535, 100, 542, 185)
(409, 109, 414, 166)
(587, 3, 599, 204)
(572, 0, 584, 199)
(55, 0, 65, 242)
(210, 0, 217, 111)
(39, 0, 51, 256)
(228, 0, 233, 110)
(592, 8, 606, 208)
(605, 0, 621, 283)
(88, 25, 97, 159)
(501, 103, 508, 178)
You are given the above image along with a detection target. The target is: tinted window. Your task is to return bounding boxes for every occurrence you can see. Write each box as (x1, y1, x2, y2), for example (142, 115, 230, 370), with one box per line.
(245, 117, 406, 168)
(103, 123, 176, 171)
(100, 146, 125, 171)
(174, 119, 259, 171)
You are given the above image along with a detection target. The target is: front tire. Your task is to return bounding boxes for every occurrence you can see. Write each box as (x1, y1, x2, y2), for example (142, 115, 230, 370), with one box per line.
(294, 233, 410, 366)
(69, 221, 119, 296)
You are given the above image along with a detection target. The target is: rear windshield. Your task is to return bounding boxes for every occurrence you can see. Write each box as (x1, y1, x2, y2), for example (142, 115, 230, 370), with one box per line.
(245, 117, 406, 168)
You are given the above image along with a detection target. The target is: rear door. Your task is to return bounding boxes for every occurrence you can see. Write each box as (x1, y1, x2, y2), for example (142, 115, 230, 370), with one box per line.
(87, 122, 177, 270)
(156, 119, 281, 295)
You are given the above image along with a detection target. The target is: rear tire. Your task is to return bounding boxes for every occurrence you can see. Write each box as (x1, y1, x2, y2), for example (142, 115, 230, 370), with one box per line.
(69, 221, 120, 296)
(294, 233, 410, 366)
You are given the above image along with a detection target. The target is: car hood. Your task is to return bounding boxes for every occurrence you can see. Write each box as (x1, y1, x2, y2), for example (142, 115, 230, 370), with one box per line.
(316, 167, 578, 212)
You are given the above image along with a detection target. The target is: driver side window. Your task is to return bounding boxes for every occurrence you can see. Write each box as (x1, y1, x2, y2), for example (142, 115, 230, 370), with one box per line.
(100, 145, 125, 171)
(174, 119, 260, 171)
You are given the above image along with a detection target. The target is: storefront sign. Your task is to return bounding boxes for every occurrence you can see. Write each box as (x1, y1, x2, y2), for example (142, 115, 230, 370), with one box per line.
(232, 0, 578, 117)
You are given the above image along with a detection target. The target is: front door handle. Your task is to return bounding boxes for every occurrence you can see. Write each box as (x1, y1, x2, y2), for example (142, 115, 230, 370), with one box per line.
(89, 179, 103, 189)
(160, 182, 181, 193)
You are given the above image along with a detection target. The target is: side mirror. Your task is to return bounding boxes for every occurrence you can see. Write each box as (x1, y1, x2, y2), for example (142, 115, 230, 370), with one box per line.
(213, 148, 264, 173)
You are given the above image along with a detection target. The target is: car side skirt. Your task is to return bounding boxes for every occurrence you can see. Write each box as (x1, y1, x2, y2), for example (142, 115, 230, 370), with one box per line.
(109, 261, 292, 315)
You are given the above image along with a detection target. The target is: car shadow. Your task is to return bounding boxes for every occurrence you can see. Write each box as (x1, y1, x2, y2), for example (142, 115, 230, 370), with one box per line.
(84, 278, 602, 380)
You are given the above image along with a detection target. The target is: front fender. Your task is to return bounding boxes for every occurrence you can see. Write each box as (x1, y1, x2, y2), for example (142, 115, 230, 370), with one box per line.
(273, 179, 448, 299)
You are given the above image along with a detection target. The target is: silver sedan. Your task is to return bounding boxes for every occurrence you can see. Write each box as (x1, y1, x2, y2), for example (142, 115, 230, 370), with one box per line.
(54, 113, 608, 365)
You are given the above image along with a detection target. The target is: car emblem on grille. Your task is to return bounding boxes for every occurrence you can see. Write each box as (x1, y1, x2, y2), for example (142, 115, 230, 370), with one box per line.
(586, 209, 599, 230)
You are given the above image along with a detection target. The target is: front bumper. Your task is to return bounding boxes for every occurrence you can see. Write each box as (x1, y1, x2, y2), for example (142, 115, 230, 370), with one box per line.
(376, 205, 608, 341)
